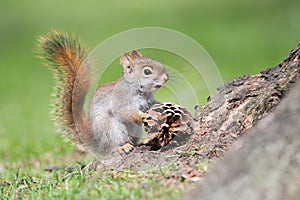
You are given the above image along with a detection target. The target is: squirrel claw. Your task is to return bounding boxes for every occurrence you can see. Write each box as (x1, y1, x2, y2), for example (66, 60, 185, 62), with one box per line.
(118, 143, 134, 154)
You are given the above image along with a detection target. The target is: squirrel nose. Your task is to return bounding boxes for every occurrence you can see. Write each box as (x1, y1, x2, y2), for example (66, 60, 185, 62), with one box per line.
(163, 73, 169, 82)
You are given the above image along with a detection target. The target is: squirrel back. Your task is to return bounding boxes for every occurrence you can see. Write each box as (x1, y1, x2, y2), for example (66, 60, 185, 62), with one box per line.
(37, 31, 93, 150)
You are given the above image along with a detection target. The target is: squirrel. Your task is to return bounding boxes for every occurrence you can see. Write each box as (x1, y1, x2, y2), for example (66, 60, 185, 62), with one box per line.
(37, 31, 169, 157)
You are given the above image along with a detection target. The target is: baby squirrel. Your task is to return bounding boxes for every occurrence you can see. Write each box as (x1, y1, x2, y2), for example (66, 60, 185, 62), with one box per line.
(38, 31, 168, 157)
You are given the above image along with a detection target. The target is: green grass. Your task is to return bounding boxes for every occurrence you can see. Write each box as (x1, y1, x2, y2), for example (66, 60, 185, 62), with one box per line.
(1, 158, 189, 199)
(0, 0, 300, 199)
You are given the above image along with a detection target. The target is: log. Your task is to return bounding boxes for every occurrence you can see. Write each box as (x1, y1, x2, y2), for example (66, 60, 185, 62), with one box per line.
(183, 73, 300, 200)
(187, 42, 300, 158)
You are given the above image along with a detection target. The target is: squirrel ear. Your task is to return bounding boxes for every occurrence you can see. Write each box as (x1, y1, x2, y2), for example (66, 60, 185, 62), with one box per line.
(120, 53, 133, 73)
(120, 50, 143, 73)
(130, 50, 143, 59)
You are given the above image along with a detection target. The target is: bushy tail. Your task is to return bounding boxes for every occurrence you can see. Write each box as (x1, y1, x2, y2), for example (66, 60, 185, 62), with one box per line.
(37, 31, 93, 150)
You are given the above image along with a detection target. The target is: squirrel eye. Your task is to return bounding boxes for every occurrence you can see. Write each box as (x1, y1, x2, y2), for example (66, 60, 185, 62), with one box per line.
(143, 67, 152, 76)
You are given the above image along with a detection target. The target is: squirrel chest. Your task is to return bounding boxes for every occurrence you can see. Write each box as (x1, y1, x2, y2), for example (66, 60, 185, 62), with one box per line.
(89, 79, 155, 126)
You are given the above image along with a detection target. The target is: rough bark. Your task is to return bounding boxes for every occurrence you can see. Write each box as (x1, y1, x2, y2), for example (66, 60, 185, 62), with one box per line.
(92, 42, 300, 182)
(183, 76, 300, 200)
(188, 42, 300, 159)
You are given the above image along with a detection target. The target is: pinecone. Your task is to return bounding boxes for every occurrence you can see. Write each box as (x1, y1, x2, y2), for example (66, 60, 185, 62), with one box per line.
(142, 102, 195, 150)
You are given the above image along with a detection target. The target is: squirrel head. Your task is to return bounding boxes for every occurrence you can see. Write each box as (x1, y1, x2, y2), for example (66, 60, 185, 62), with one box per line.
(120, 50, 169, 93)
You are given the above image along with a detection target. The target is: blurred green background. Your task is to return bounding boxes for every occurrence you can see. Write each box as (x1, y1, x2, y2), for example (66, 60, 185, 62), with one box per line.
(0, 0, 299, 162)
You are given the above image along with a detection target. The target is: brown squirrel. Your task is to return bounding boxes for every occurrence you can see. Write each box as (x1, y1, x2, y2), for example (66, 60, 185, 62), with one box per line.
(37, 31, 168, 157)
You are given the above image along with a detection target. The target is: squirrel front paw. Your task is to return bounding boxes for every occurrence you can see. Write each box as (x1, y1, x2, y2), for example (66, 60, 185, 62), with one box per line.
(118, 143, 134, 154)
(131, 112, 150, 123)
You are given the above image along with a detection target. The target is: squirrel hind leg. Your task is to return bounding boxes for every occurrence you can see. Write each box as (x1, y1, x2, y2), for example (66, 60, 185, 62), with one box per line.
(88, 117, 131, 156)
